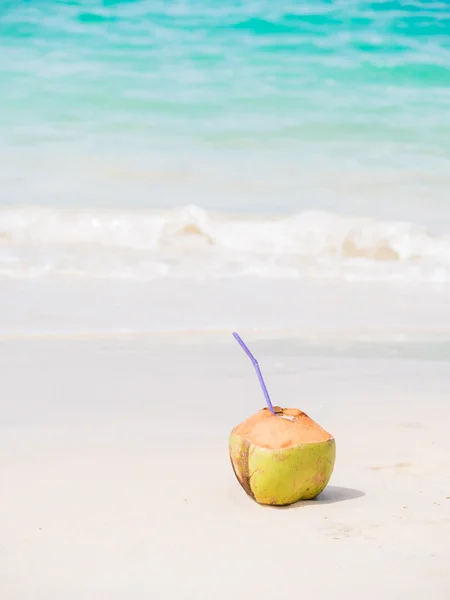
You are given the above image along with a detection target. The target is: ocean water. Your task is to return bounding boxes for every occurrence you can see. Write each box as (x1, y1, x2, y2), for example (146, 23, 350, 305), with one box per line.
(1, 0, 450, 283)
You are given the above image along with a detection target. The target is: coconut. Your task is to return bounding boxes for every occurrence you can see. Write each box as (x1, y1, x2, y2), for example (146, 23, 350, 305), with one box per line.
(229, 406, 336, 506)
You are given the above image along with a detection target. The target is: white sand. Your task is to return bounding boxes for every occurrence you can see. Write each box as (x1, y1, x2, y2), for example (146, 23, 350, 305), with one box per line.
(1, 336, 449, 599)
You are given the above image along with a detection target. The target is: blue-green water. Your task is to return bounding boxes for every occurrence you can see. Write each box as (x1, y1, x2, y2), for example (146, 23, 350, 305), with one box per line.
(2, 1, 450, 154)
(1, 1, 450, 282)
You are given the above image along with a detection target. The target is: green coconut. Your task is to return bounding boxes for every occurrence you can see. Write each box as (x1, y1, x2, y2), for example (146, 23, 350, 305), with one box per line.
(229, 406, 336, 506)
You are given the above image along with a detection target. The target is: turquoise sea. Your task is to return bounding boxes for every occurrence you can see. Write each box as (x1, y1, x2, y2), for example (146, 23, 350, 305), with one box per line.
(1, 0, 450, 282)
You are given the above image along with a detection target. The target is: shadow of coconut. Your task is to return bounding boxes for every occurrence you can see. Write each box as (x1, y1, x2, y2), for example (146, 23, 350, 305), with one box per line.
(268, 486, 365, 510)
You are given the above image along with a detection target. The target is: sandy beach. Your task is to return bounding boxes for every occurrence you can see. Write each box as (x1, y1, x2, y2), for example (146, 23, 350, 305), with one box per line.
(1, 333, 449, 599)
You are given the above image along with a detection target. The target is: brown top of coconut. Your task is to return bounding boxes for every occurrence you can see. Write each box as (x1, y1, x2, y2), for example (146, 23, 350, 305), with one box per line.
(232, 407, 333, 450)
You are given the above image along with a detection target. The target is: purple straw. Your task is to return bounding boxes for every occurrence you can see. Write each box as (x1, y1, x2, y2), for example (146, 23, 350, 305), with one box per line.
(232, 332, 275, 414)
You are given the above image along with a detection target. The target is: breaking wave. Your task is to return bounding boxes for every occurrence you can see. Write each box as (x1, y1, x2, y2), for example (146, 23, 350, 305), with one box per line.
(0, 204, 449, 282)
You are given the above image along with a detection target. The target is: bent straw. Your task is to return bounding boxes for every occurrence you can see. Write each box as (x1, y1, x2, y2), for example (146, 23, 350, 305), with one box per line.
(232, 332, 275, 414)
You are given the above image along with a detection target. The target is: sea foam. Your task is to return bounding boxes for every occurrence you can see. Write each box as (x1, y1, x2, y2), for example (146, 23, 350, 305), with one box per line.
(0, 205, 449, 283)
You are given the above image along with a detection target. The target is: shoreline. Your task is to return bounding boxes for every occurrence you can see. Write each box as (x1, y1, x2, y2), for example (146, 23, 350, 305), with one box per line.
(1, 277, 450, 340)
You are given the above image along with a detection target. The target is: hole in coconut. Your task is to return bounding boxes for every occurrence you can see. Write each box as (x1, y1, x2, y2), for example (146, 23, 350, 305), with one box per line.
(280, 415, 296, 421)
